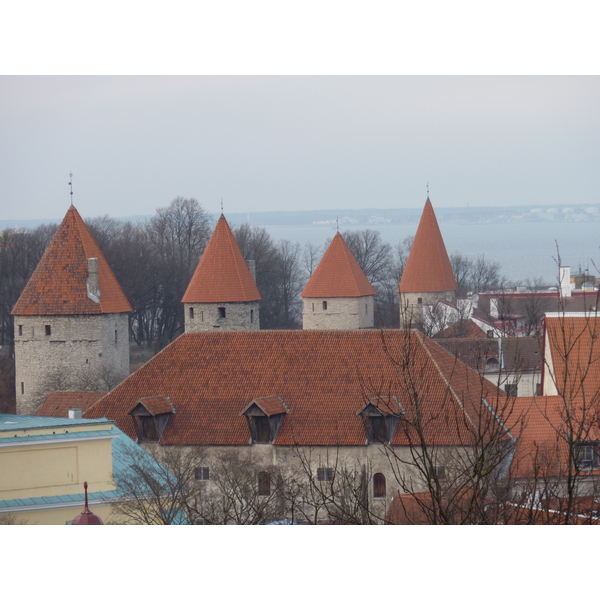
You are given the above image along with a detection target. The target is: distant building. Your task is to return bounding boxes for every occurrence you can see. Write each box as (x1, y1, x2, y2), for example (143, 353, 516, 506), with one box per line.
(11, 205, 131, 415)
(398, 197, 457, 328)
(182, 214, 261, 332)
(300, 232, 376, 330)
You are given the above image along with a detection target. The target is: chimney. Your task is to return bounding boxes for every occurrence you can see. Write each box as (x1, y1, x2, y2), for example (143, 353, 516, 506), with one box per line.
(87, 258, 100, 302)
(559, 266, 572, 298)
(246, 259, 256, 282)
(69, 408, 83, 419)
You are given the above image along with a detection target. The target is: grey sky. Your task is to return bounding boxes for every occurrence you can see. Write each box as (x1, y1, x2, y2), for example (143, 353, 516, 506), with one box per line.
(1, 76, 598, 221)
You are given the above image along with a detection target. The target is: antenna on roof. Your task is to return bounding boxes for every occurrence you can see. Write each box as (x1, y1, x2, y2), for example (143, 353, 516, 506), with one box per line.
(69, 172, 74, 205)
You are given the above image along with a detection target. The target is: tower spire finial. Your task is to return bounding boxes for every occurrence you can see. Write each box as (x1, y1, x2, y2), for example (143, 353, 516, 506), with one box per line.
(221, 198, 223, 215)
(336, 216, 339, 232)
(426, 182, 429, 199)
(69, 172, 73, 206)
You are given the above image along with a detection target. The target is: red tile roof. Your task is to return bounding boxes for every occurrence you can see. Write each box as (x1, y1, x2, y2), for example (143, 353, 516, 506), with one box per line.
(433, 319, 489, 339)
(182, 215, 261, 303)
(36, 391, 107, 418)
(241, 396, 288, 417)
(300, 232, 376, 298)
(506, 395, 600, 479)
(398, 199, 457, 294)
(12, 205, 131, 316)
(85, 329, 503, 448)
(132, 396, 175, 416)
(544, 314, 600, 401)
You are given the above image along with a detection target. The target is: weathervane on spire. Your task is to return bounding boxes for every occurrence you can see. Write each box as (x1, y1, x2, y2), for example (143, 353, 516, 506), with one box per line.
(69, 173, 73, 205)
(221, 198, 223, 215)
(426, 182, 429, 198)
(336, 216, 339, 232)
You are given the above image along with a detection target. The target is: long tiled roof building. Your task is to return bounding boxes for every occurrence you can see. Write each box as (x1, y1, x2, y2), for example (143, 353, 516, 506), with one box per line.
(182, 214, 261, 331)
(12, 205, 131, 415)
(300, 232, 376, 329)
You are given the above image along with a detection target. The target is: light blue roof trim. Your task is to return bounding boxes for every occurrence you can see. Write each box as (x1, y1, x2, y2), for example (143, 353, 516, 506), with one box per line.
(0, 414, 113, 432)
(0, 429, 118, 447)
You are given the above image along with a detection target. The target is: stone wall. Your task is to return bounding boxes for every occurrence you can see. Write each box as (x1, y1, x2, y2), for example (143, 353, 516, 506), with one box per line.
(302, 296, 374, 330)
(399, 290, 456, 328)
(14, 313, 130, 415)
(184, 301, 260, 332)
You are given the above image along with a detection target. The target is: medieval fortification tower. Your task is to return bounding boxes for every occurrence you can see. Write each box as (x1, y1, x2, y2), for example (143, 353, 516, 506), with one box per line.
(12, 205, 132, 415)
(182, 214, 261, 332)
(398, 197, 457, 327)
(301, 231, 376, 329)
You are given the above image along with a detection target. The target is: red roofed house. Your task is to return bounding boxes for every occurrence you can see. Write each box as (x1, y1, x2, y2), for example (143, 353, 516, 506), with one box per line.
(300, 232, 376, 329)
(182, 214, 261, 332)
(398, 197, 457, 329)
(85, 328, 507, 523)
(12, 205, 132, 415)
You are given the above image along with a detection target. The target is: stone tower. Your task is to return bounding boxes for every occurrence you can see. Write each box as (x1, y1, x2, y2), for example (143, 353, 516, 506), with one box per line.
(301, 231, 376, 330)
(398, 196, 457, 327)
(182, 214, 261, 332)
(12, 205, 132, 415)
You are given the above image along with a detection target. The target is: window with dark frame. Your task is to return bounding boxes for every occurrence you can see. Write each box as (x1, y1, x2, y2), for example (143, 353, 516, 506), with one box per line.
(218, 306, 226, 319)
(258, 471, 271, 496)
(18, 325, 22, 336)
(370, 416, 389, 442)
(114, 329, 118, 344)
(21, 382, 24, 395)
(195, 467, 210, 481)
(317, 467, 334, 482)
(254, 416, 271, 443)
(505, 383, 518, 397)
(373, 473, 386, 498)
(189, 307, 194, 319)
(322, 300, 327, 310)
(428, 465, 446, 480)
(417, 297, 423, 305)
(250, 309, 254, 324)
(575, 443, 599, 471)
(45, 325, 51, 336)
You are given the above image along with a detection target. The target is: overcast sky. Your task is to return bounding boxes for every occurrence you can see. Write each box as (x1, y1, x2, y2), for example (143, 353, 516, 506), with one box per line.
(1, 76, 598, 221)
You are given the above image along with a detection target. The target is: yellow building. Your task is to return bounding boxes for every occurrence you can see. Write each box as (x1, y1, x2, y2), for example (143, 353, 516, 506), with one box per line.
(0, 414, 164, 524)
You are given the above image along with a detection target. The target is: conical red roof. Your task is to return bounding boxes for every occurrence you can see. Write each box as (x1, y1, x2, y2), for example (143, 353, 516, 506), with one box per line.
(182, 215, 261, 303)
(12, 205, 132, 316)
(301, 232, 376, 298)
(399, 198, 457, 294)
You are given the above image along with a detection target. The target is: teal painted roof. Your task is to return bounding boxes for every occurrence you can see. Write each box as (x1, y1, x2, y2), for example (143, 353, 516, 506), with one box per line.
(0, 428, 117, 445)
(0, 414, 112, 432)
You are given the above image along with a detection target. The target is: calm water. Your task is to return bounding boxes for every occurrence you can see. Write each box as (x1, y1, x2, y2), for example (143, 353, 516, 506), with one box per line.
(264, 221, 600, 285)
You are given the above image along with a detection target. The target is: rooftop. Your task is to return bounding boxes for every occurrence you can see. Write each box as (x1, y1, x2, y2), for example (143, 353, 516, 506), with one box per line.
(12, 205, 131, 316)
(182, 214, 261, 304)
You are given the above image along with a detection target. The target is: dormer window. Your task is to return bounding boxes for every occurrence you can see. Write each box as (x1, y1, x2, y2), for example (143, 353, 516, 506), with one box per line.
(129, 396, 176, 443)
(241, 396, 288, 444)
(575, 442, 599, 471)
(358, 396, 403, 444)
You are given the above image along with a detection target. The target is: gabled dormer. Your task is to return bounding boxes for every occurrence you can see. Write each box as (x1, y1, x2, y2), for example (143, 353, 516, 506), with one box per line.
(358, 396, 403, 444)
(241, 396, 288, 444)
(129, 396, 176, 443)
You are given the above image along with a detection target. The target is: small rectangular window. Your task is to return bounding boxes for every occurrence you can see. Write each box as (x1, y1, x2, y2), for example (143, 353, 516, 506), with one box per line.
(317, 467, 334, 482)
(201, 311, 204, 322)
(195, 467, 210, 481)
(114, 329, 118, 344)
(218, 307, 226, 319)
(575, 443, 599, 471)
(322, 301, 327, 310)
(428, 465, 446, 480)
(417, 298, 423, 305)
(365, 304, 368, 314)
(18, 325, 23, 336)
(189, 307, 194, 319)
(258, 471, 271, 496)
(21, 382, 24, 395)
(45, 325, 51, 336)
(312, 303, 315, 312)
(250, 309, 254, 323)
(505, 383, 518, 397)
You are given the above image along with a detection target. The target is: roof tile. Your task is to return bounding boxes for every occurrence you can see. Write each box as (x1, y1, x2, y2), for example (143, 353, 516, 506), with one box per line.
(301, 232, 376, 298)
(399, 198, 457, 294)
(12, 205, 131, 315)
(182, 215, 261, 303)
